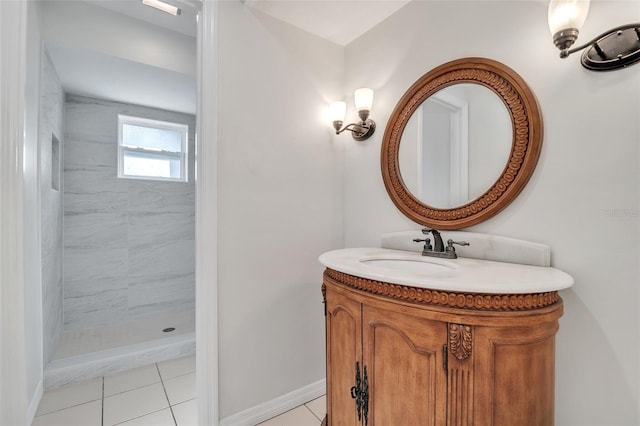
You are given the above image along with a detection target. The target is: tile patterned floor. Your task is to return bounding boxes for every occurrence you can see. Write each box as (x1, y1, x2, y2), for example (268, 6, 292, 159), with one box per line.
(33, 355, 197, 426)
(32, 353, 326, 426)
(256, 395, 326, 426)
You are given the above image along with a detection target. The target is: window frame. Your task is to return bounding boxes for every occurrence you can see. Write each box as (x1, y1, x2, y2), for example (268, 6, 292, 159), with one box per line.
(117, 114, 189, 183)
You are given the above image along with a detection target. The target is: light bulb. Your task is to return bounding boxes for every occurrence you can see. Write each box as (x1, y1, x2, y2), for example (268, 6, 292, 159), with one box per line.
(329, 101, 346, 123)
(354, 88, 374, 112)
(548, 0, 590, 35)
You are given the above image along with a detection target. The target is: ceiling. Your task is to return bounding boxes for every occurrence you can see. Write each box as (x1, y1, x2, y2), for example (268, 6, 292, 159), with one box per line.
(45, 0, 410, 116)
(84, 0, 412, 46)
(84, 0, 198, 37)
(244, 0, 412, 46)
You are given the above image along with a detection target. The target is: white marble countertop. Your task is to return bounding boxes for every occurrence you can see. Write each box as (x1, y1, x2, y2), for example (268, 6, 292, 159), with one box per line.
(319, 248, 574, 294)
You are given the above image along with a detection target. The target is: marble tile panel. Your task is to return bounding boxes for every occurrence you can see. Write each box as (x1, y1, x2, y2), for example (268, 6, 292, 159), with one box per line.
(64, 164, 128, 213)
(65, 275, 128, 299)
(127, 211, 194, 245)
(63, 280, 129, 330)
(45, 339, 195, 389)
(127, 296, 195, 322)
(128, 273, 195, 320)
(64, 138, 117, 168)
(64, 163, 120, 191)
(41, 51, 64, 137)
(128, 240, 195, 279)
(122, 103, 195, 126)
(65, 95, 119, 144)
(64, 191, 129, 215)
(64, 211, 128, 250)
(42, 265, 63, 365)
(41, 198, 62, 249)
(63, 247, 128, 283)
(128, 180, 195, 213)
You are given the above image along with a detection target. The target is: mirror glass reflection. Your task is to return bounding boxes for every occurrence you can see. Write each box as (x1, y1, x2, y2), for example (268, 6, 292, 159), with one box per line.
(398, 83, 512, 209)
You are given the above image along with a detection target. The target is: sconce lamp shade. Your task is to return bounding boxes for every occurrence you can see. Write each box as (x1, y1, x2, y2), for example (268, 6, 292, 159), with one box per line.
(354, 88, 374, 112)
(329, 101, 347, 123)
(548, 0, 590, 35)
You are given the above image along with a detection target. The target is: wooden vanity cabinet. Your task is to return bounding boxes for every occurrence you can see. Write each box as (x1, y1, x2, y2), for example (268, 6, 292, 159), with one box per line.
(323, 269, 563, 426)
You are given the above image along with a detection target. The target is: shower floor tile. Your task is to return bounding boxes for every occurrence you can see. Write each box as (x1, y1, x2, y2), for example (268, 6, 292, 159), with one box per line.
(53, 310, 195, 360)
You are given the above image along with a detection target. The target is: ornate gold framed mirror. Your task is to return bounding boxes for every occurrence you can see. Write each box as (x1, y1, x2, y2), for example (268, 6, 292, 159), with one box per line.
(381, 57, 543, 229)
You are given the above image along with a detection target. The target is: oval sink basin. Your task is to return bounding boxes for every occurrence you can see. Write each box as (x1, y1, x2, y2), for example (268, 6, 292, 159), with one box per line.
(359, 255, 457, 275)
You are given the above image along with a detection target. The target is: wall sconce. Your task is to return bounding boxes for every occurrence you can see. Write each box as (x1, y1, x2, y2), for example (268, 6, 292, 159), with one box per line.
(548, 0, 640, 71)
(330, 88, 376, 141)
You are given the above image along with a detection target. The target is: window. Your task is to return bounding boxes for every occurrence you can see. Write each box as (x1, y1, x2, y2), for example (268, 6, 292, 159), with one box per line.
(118, 115, 188, 182)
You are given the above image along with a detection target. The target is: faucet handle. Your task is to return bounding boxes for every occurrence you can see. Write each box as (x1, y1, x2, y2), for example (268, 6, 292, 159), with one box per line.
(413, 237, 433, 251)
(446, 239, 469, 253)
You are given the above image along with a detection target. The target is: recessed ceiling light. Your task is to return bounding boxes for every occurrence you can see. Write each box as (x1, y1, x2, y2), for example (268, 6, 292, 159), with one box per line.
(142, 0, 181, 16)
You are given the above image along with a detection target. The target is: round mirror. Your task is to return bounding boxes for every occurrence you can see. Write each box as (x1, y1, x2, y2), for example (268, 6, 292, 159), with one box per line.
(398, 83, 512, 209)
(382, 58, 543, 229)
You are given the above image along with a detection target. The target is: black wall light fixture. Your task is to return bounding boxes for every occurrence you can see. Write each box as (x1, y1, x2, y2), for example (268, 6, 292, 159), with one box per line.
(330, 88, 376, 141)
(549, 0, 640, 71)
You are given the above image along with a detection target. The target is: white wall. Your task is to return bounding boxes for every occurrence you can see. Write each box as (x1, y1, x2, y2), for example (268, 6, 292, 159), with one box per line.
(24, 0, 45, 420)
(217, 2, 345, 418)
(344, 1, 639, 424)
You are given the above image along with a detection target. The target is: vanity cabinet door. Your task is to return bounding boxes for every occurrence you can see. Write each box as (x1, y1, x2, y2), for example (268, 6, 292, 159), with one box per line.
(325, 286, 362, 426)
(472, 319, 560, 426)
(362, 304, 448, 426)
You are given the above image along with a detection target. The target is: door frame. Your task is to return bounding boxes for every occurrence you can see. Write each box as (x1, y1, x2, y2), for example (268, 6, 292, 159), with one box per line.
(0, 0, 220, 424)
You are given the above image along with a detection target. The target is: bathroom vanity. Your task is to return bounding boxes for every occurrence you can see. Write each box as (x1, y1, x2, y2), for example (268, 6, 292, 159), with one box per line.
(320, 246, 572, 426)
(320, 58, 573, 425)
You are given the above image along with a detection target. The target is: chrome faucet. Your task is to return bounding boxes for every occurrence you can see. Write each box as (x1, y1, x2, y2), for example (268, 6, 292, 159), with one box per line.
(413, 228, 469, 259)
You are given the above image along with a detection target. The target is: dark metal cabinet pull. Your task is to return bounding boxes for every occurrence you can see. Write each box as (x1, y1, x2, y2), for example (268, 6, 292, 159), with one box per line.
(362, 365, 369, 426)
(351, 362, 362, 421)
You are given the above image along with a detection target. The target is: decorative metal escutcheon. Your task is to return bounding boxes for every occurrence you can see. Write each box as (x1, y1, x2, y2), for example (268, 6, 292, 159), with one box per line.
(351, 361, 362, 421)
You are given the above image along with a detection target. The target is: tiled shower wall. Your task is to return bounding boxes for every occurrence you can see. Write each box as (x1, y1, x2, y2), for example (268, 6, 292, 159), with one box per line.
(40, 49, 65, 364)
(63, 95, 195, 331)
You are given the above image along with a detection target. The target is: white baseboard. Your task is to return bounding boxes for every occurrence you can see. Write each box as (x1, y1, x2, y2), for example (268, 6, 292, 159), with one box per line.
(220, 379, 326, 426)
(27, 379, 43, 424)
